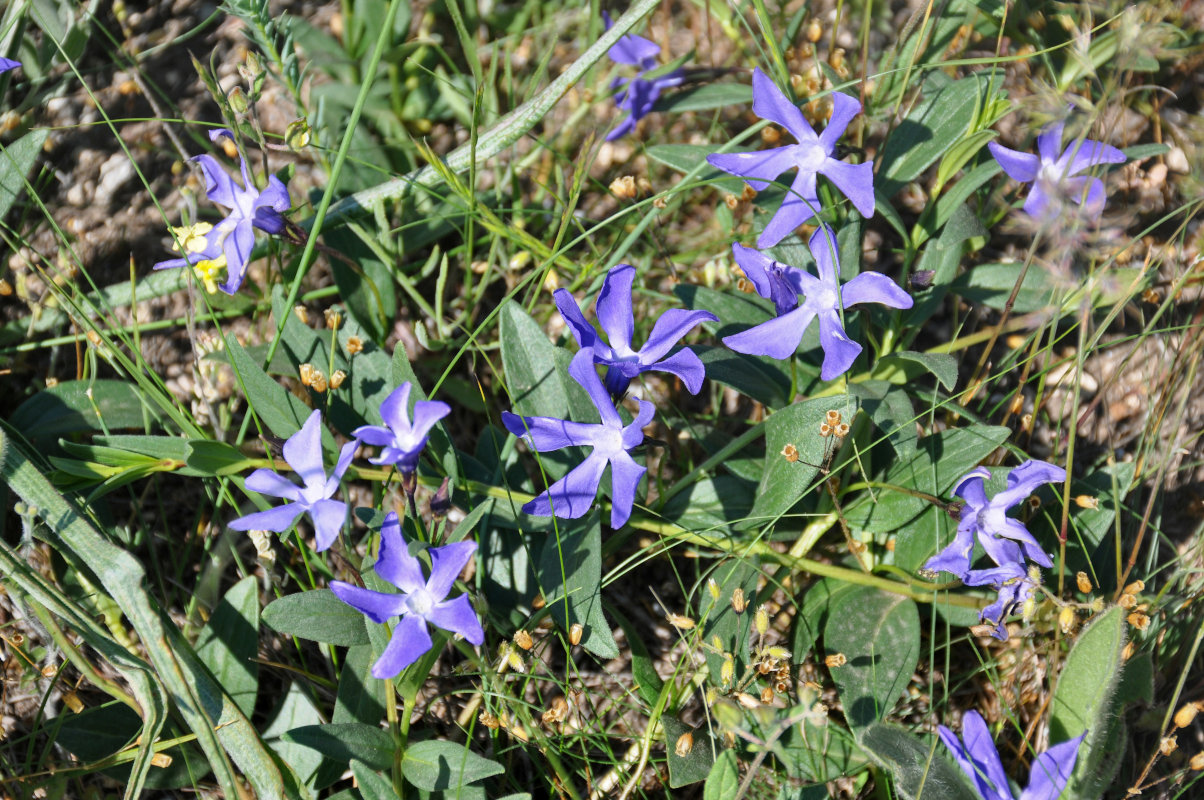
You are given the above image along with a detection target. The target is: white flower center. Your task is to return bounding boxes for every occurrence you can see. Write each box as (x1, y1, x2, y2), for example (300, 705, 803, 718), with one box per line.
(810, 281, 839, 310)
(407, 587, 435, 617)
(795, 141, 828, 172)
(595, 425, 625, 454)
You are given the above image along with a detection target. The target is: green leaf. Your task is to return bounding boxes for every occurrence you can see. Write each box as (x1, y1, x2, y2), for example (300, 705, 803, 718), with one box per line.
(282, 723, 395, 772)
(195, 576, 260, 717)
(949, 262, 1057, 314)
(263, 589, 370, 646)
(850, 381, 919, 454)
(843, 425, 1010, 534)
(907, 203, 988, 326)
(499, 299, 593, 423)
(400, 740, 504, 791)
(703, 748, 739, 800)
(858, 722, 978, 800)
(1050, 606, 1127, 800)
(262, 679, 324, 790)
(224, 336, 316, 441)
(323, 224, 397, 343)
(792, 578, 859, 662)
(186, 440, 256, 476)
(537, 513, 618, 659)
(352, 760, 402, 800)
(663, 716, 714, 788)
(876, 351, 959, 391)
(654, 82, 752, 113)
(0, 129, 49, 221)
(609, 605, 664, 707)
(824, 586, 920, 731)
(749, 396, 858, 526)
(644, 144, 746, 193)
(692, 345, 792, 409)
(334, 645, 388, 725)
(699, 558, 761, 684)
(9, 380, 154, 449)
(878, 73, 991, 198)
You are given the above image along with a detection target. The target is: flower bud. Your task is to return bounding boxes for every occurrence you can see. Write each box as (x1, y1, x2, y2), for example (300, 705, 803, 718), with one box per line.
(514, 630, 533, 651)
(755, 605, 769, 636)
(329, 369, 347, 389)
(731, 588, 747, 613)
(765, 646, 790, 660)
(1076, 571, 1092, 593)
(675, 731, 694, 756)
(1173, 702, 1200, 729)
(1059, 606, 1077, 634)
(720, 654, 735, 687)
(667, 613, 695, 630)
(569, 623, 583, 646)
(345, 335, 363, 355)
(286, 118, 311, 151)
(229, 86, 249, 115)
(805, 19, 823, 42)
(707, 578, 720, 601)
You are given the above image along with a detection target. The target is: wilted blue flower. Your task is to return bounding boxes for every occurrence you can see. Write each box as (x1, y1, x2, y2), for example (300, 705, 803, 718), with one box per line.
(723, 225, 912, 380)
(353, 382, 450, 474)
(939, 710, 1084, 800)
(503, 348, 654, 529)
(0, 58, 20, 74)
(556, 264, 717, 397)
(988, 121, 1125, 223)
(330, 512, 483, 678)
(229, 409, 357, 552)
(604, 12, 683, 140)
(151, 222, 229, 294)
(707, 68, 874, 247)
(156, 128, 291, 294)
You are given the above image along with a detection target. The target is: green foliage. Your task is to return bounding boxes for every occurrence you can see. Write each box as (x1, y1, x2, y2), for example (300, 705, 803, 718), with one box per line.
(859, 722, 978, 800)
(263, 590, 371, 646)
(536, 512, 618, 659)
(400, 740, 504, 791)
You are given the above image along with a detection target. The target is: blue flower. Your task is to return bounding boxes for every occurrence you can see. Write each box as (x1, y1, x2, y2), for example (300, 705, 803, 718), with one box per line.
(603, 12, 683, 140)
(706, 68, 874, 247)
(939, 710, 1084, 800)
(156, 128, 291, 294)
(723, 225, 912, 380)
(988, 120, 1125, 223)
(556, 264, 717, 397)
(229, 410, 357, 552)
(353, 382, 451, 474)
(330, 512, 484, 678)
(503, 348, 655, 529)
(0, 58, 21, 74)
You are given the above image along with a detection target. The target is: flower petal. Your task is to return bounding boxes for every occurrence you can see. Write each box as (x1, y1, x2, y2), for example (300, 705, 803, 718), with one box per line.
(502, 411, 604, 451)
(752, 67, 816, 143)
(554, 288, 597, 349)
(707, 147, 798, 191)
(308, 498, 347, 551)
(723, 306, 816, 360)
(1064, 175, 1106, 219)
(960, 711, 1015, 800)
(606, 113, 638, 142)
(1062, 139, 1126, 176)
(1020, 733, 1085, 800)
(218, 220, 255, 294)
(352, 424, 395, 447)
(816, 308, 863, 380)
(621, 398, 656, 450)
(607, 450, 646, 528)
(1037, 122, 1065, 163)
(938, 719, 1010, 800)
(1021, 181, 1056, 222)
(819, 158, 876, 218)
(228, 502, 304, 533)
(243, 468, 302, 502)
(924, 514, 978, 578)
(808, 225, 841, 284)
(329, 581, 407, 624)
(992, 460, 1066, 510)
(0, 58, 21, 74)
(988, 142, 1041, 183)
(647, 348, 707, 394)
(524, 451, 609, 520)
(327, 439, 360, 489)
(425, 540, 478, 601)
(374, 512, 426, 594)
(152, 256, 191, 271)
(568, 348, 621, 427)
(731, 243, 800, 313)
(840, 271, 913, 310)
(817, 92, 861, 152)
(371, 614, 433, 678)
(596, 265, 637, 353)
(952, 468, 991, 511)
(989, 515, 1053, 568)
(757, 169, 819, 248)
(379, 382, 413, 435)
(190, 154, 238, 209)
(283, 410, 327, 493)
(426, 594, 485, 645)
(640, 308, 717, 363)
(410, 399, 451, 441)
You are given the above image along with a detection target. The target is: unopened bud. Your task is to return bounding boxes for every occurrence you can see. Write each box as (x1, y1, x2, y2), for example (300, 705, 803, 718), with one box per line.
(805, 19, 823, 42)
(324, 307, 342, 329)
(329, 369, 347, 389)
(1074, 495, 1099, 510)
(1123, 580, 1145, 596)
(1191, 752, 1204, 771)
(674, 731, 694, 757)
(755, 605, 769, 636)
(229, 86, 248, 114)
(736, 692, 759, 709)
(1009, 394, 1025, 415)
(720, 654, 735, 687)
(765, 646, 790, 660)
(667, 613, 695, 630)
(514, 630, 533, 650)
(569, 623, 583, 646)
(781, 443, 800, 462)
(294, 304, 309, 324)
(731, 587, 747, 613)
(299, 363, 315, 386)
(1059, 606, 1077, 634)
(824, 653, 846, 668)
(1173, 702, 1200, 729)
(285, 118, 311, 151)
(707, 578, 720, 601)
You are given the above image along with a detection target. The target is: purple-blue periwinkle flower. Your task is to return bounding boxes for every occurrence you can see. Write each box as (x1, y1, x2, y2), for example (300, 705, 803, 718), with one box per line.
(167, 128, 291, 294)
(353, 382, 451, 474)
(555, 264, 717, 397)
(988, 121, 1126, 223)
(603, 12, 684, 141)
(0, 58, 20, 74)
(229, 409, 357, 552)
(330, 512, 483, 678)
(502, 348, 655, 529)
(706, 68, 874, 248)
(722, 225, 912, 380)
(151, 222, 229, 294)
(939, 710, 1084, 800)
(925, 460, 1066, 579)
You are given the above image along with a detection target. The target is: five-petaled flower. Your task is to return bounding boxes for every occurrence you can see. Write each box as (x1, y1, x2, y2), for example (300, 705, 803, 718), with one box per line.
(229, 409, 357, 552)
(988, 120, 1126, 223)
(603, 12, 683, 141)
(152, 222, 228, 294)
(925, 459, 1066, 639)
(939, 710, 1084, 800)
(707, 68, 874, 248)
(353, 382, 451, 474)
(723, 225, 912, 380)
(503, 348, 655, 529)
(330, 512, 483, 678)
(156, 128, 291, 294)
(556, 264, 717, 397)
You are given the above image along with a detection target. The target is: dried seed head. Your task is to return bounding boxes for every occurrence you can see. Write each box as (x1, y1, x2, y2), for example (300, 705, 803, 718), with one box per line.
(329, 369, 347, 389)
(1091, 597, 1105, 612)
(299, 363, 315, 386)
(736, 692, 760, 709)
(569, 623, 584, 646)
(775, 680, 789, 693)
(1074, 495, 1099, 510)
(741, 184, 757, 202)
(310, 369, 328, 393)
(848, 539, 866, 555)
(324, 307, 342, 329)
(755, 605, 770, 636)
(724, 194, 740, 210)
(653, 196, 667, 209)
(86, 329, 102, 346)
(758, 660, 772, 675)
(345, 336, 363, 355)
(1123, 580, 1145, 596)
(544, 695, 570, 726)
(1127, 612, 1150, 631)
(675, 731, 694, 757)
(1009, 394, 1025, 415)
(826, 409, 841, 425)
(514, 630, 533, 651)
(825, 653, 846, 669)
(1142, 288, 1161, 304)
(970, 623, 998, 638)
(293, 304, 309, 325)
(731, 587, 747, 613)
(479, 711, 501, 729)
(781, 443, 800, 462)
(637, 177, 653, 195)
(834, 422, 850, 438)
(1020, 413, 1034, 433)
(1122, 641, 1135, 661)
(1160, 736, 1178, 756)
(761, 126, 781, 145)
(760, 686, 776, 704)
(609, 175, 638, 200)
(1027, 495, 1041, 510)
(1192, 752, 1204, 771)
(150, 753, 173, 768)
(1119, 593, 1138, 609)
(667, 613, 696, 630)
(1174, 702, 1200, 729)
(805, 19, 823, 42)
(819, 422, 832, 437)
(1076, 571, 1092, 594)
(1059, 606, 1078, 634)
